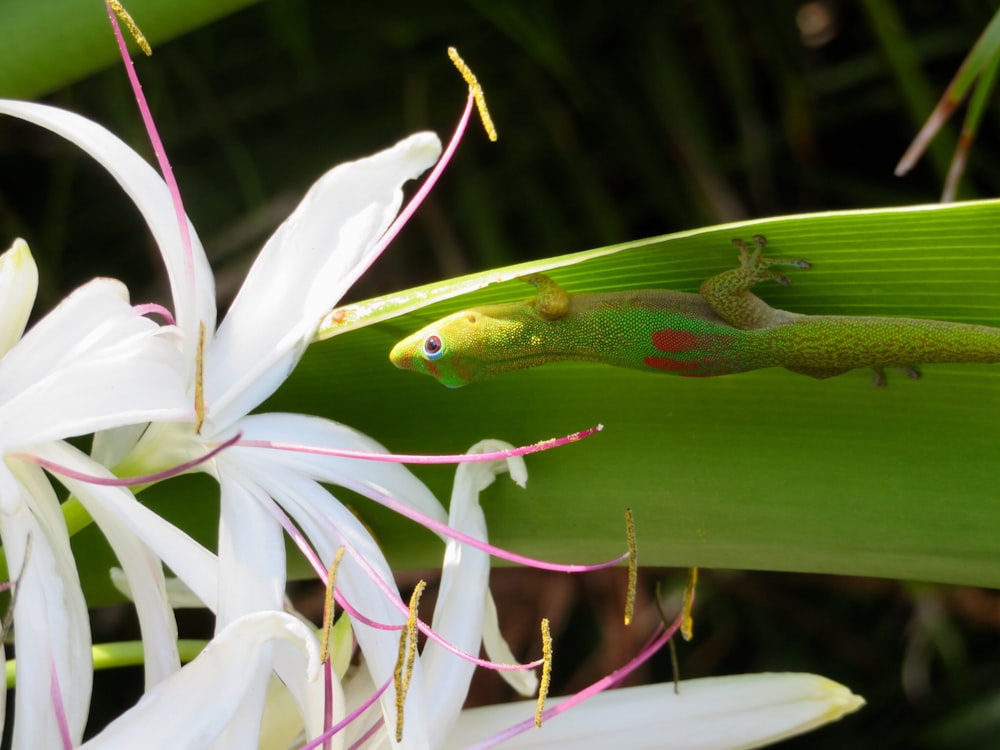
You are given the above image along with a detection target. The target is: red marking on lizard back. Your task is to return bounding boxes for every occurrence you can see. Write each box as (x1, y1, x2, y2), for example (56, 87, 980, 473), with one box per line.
(646, 327, 717, 376)
(643, 355, 712, 375)
(650, 329, 699, 353)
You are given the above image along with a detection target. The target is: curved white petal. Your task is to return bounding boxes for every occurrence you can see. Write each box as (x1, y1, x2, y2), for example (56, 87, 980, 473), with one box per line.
(33, 442, 221, 614)
(421, 440, 525, 732)
(444, 673, 864, 750)
(228, 455, 431, 747)
(229, 412, 447, 528)
(0, 278, 189, 446)
(482, 591, 537, 696)
(0, 462, 91, 750)
(0, 99, 216, 364)
(0, 239, 38, 358)
(32, 443, 179, 687)
(80, 508, 179, 688)
(206, 132, 442, 429)
(0, 277, 133, 391)
(91, 423, 151, 469)
(258, 670, 334, 750)
(80, 612, 320, 750)
(215, 468, 287, 628)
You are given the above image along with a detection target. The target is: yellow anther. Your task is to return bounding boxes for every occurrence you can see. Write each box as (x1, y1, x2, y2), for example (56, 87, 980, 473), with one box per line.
(108, 1, 151, 56)
(394, 580, 426, 742)
(448, 47, 498, 142)
(624, 507, 637, 626)
(534, 618, 552, 728)
(194, 322, 206, 434)
(404, 583, 423, 688)
(319, 548, 345, 664)
(681, 567, 698, 641)
(393, 633, 407, 739)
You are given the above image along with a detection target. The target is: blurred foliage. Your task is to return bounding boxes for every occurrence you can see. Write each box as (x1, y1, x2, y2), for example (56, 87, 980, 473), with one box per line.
(0, 0, 261, 99)
(2, 1, 1000, 747)
(5, 1, 1000, 310)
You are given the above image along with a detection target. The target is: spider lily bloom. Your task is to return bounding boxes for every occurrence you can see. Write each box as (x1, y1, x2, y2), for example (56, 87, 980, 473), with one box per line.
(90, 441, 535, 750)
(0, 96, 456, 743)
(0, 238, 191, 748)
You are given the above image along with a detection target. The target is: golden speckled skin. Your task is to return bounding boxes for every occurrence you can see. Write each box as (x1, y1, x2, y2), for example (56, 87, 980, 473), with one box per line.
(390, 238, 1000, 387)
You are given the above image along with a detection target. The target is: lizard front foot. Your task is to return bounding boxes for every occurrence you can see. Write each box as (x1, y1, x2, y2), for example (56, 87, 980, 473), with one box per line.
(731, 235, 811, 288)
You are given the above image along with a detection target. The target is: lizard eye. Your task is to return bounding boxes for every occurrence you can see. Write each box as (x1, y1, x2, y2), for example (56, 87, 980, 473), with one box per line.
(423, 334, 444, 360)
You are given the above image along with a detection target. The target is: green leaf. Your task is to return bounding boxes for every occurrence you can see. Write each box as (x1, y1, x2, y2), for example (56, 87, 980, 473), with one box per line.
(296, 200, 1000, 583)
(0, 0, 263, 99)
(71, 199, 1000, 601)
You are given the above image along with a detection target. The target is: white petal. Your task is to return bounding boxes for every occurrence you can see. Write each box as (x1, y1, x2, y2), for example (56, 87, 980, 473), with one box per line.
(0, 462, 91, 749)
(206, 132, 441, 428)
(81, 612, 320, 750)
(0, 239, 38, 358)
(445, 673, 865, 750)
(0, 278, 189, 446)
(0, 99, 217, 361)
(229, 412, 447, 528)
(83, 508, 179, 688)
(110, 568, 208, 609)
(421, 440, 524, 731)
(91, 423, 150, 469)
(34, 442, 221, 614)
(258, 670, 335, 750)
(215, 469, 287, 628)
(37, 444, 180, 688)
(482, 591, 537, 697)
(0, 276, 132, 392)
(227, 455, 431, 747)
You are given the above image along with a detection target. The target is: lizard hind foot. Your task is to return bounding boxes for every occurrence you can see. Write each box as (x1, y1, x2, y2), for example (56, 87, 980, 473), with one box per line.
(870, 365, 922, 387)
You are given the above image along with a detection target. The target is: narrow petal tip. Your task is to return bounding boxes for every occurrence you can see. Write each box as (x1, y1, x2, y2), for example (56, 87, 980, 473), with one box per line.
(814, 675, 866, 719)
(392, 130, 443, 173)
(4, 237, 31, 261)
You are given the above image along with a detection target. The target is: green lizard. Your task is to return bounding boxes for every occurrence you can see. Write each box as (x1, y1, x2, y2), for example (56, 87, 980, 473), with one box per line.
(389, 236, 1000, 387)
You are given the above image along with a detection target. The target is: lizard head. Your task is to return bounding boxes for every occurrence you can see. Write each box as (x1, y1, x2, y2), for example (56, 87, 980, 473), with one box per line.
(390, 306, 518, 387)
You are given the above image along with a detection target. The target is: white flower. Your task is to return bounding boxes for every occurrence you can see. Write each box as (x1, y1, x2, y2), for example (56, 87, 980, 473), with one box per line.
(0, 98, 454, 746)
(0, 238, 191, 748)
(79, 441, 530, 749)
(70, 440, 864, 750)
(0, 99, 866, 750)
